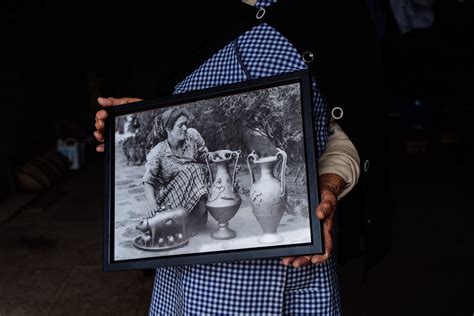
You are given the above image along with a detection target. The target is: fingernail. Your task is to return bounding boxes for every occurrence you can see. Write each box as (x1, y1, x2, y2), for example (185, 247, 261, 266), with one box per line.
(98, 97, 111, 106)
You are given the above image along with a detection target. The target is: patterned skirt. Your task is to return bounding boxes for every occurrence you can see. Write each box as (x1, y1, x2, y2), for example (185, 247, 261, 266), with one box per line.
(155, 163, 208, 214)
(149, 257, 341, 315)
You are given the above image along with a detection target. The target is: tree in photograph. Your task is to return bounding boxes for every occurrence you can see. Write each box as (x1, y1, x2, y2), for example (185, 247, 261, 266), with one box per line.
(190, 100, 248, 153)
(219, 84, 304, 163)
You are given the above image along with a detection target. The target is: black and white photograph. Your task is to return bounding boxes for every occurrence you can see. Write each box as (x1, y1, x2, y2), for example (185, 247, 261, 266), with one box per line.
(4, 1, 474, 314)
(105, 72, 322, 269)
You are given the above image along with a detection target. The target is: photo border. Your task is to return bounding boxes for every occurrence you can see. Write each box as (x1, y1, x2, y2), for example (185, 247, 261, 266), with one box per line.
(103, 69, 323, 272)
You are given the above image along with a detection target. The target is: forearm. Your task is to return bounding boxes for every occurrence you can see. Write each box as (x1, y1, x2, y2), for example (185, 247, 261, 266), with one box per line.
(319, 173, 346, 197)
(144, 183, 158, 206)
(318, 119, 361, 200)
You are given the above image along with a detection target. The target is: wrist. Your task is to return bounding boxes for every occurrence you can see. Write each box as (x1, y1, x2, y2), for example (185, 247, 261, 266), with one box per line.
(319, 173, 346, 197)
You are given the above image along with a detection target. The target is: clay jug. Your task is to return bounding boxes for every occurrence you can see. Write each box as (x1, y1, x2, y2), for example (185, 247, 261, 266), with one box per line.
(206, 150, 242, 239)
(247, 148, 287, 244)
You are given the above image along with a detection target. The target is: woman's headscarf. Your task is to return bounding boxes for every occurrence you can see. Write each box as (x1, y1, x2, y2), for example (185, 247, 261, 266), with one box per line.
(151, 108, 193, 143)
(152, 109, 174, 142)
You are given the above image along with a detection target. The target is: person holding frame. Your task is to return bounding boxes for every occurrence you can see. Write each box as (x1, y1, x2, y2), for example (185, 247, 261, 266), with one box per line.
(93, 0, 371, 314)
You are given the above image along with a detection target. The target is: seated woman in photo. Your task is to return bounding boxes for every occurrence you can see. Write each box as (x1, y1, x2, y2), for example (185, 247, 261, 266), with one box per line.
(142, 108, 209, 236)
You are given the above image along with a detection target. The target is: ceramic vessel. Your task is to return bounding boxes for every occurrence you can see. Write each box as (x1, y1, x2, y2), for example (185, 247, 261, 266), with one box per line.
(247, 148, 287, 244)
(206, 150, 242, 240)
(134, 206, 189, 251)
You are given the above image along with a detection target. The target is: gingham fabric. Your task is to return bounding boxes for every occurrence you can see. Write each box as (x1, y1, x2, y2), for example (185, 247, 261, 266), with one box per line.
(144, 128, 209, 215)
(149, 1, 341, 315)
(155, 163, 208, 215)
(143, 128, 208, 189)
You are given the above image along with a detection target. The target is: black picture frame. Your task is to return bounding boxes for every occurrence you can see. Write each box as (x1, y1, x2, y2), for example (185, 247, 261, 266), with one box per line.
(103, 70, 322, 272)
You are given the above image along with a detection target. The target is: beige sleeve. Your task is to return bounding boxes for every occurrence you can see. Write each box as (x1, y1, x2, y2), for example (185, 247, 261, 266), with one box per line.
(242, 0, 257, 6)
(318, 119, 361, 200)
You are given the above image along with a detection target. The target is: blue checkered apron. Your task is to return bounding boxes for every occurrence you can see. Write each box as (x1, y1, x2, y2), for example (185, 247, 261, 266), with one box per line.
(149, 3, 341, 315)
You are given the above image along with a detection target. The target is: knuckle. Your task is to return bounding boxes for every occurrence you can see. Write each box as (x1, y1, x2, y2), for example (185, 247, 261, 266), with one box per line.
(312, 257, 323, 264)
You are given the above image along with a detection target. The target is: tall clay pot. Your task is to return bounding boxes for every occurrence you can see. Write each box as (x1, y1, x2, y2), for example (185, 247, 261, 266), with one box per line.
(247, 148, 287, 244)
(206, 150, 242, 240)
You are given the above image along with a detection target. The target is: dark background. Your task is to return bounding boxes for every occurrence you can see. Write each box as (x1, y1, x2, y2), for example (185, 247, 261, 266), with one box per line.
(0, 1, 473, 315)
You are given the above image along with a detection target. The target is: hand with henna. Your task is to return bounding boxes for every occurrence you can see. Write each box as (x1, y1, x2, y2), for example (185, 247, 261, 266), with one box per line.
(282, 173, 346, 268)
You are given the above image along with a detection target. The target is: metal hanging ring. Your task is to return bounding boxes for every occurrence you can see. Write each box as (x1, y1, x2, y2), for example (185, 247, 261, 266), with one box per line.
(302, 51, 314, 63)
(364, 160, 370, 172)
(331, 106, 344, 120)
(256, 8, 266, 19)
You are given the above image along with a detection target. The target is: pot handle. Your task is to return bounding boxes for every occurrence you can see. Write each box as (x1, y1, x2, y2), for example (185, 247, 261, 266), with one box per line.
(276, 148, 287, 196)
(246, 151, 258, 184)
(206, 152, 213, 186)
(231, 150, 241, 192)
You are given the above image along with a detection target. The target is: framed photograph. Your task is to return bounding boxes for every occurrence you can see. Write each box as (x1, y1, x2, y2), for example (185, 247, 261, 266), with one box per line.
(104, 70, 322, 271)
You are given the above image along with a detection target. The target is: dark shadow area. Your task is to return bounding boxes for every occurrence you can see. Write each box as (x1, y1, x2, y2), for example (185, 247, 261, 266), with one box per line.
(0, 1, 472, 315)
